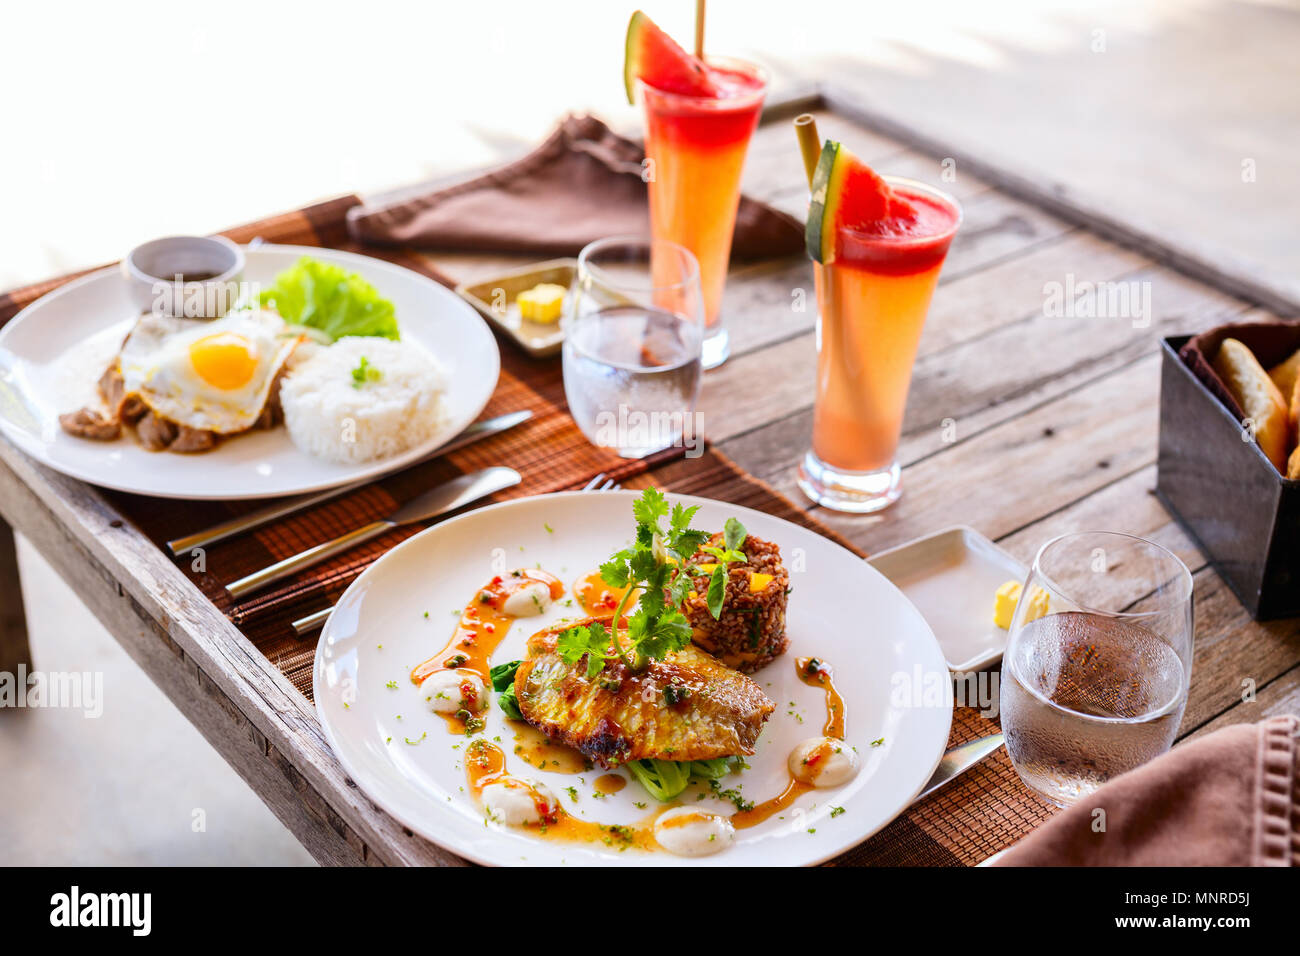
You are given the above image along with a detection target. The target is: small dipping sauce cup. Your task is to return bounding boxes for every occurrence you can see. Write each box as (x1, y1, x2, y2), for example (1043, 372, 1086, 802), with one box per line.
(122, 235, 244, 319)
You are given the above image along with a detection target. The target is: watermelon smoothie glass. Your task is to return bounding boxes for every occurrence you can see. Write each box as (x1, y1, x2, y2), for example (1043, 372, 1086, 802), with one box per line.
(637, 57, 766, 369)
(799, 177, 961, 513)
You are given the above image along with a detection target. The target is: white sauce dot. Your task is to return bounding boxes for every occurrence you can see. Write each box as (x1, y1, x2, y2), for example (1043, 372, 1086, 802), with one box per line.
(654, 807, 734, 857)
(420, 670, 486, 714)
(788, 736, 860, 788)
(482, 779, 556, 826)
(503, 580, 552, 618)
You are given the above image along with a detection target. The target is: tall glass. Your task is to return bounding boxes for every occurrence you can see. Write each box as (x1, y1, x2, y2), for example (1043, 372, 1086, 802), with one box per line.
(1000, 532, 1194, 807)
(797, 177, 961, 513)
(637, 56, 767, 370)
(563, 236, 704, 459)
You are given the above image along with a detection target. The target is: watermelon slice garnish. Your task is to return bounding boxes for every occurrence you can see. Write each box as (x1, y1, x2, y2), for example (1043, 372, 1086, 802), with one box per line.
(806, 140, 919, 263)
(624, 9, 719, 104)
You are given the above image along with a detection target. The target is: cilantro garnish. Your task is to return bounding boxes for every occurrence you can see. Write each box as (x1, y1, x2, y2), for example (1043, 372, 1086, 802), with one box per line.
(555, 488, 714, 675)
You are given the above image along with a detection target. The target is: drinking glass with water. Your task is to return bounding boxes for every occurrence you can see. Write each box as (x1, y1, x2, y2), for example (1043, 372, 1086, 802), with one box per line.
(1000, 531, 1194, 807)
(563, 237, 704, 459)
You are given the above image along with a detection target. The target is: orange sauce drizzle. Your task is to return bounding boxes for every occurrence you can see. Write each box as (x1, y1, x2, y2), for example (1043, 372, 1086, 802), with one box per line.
(731, 656, 845, 830)
(573, 570, 636, 618)
(594, 774, 627, 795)
(410, 569, 563, 733)
(657, 809, 715, 830)
(731, 778, 815, 830)
(796, 656, 846, 738)
(510, 720, 589, 774)
(465, 738, 658, 851)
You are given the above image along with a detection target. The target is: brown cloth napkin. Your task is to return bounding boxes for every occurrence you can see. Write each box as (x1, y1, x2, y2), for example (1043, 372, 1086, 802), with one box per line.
(995, 715, 1300, 866)
(1179, 320, 1300, 421)
(346, 114, 805, 260)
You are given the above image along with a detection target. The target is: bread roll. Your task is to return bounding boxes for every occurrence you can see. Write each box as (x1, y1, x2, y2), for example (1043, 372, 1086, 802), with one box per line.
(1212, 338, 1289, 472)
(1268, 348, 1300, 400)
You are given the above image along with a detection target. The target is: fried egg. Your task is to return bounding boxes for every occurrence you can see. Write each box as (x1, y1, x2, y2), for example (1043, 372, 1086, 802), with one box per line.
(117, 309, 300, 434)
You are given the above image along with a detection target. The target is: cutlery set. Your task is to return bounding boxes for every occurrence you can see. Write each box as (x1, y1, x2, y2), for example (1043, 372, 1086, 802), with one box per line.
(172, 410, 532, 624)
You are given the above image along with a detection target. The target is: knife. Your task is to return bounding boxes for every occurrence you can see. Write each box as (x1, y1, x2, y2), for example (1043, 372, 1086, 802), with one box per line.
(914, 732, 1005, 803)
(166, 410, 532, 557)
(224, 466, 521, 600)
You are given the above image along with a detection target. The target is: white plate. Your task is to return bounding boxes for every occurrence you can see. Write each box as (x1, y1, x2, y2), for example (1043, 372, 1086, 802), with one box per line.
(314, 490, 953, 866)
(869, 526, 1028, 672)
(0, 244, 499, 500)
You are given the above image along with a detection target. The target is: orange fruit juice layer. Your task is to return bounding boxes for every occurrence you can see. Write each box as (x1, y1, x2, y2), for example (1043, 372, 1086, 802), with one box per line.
(812, 189, 958, 473)
(641, 63, 765, 329)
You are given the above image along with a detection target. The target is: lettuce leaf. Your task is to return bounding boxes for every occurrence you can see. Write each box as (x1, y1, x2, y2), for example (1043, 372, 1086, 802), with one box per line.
(259, 256, 399, 341)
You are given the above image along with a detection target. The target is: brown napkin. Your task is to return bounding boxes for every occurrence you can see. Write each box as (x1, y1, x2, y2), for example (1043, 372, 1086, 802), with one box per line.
(1179, 320, 1300, 420)
(346, 114, 804, 260)
(995, 715, 1300, 866)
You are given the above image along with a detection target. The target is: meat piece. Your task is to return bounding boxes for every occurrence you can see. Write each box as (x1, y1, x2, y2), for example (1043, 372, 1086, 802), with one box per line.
(97, 364, 127, 417)
(58, 408, 120, 442)
(169, 425, 218, 453)
(119, 394, 147, 425)
(135, 411, 178, 451)
(515, 617, 775, 768)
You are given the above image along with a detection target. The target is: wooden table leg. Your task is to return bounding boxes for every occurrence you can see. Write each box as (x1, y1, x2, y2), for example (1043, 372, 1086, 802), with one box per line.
(0, 517, 31, 676)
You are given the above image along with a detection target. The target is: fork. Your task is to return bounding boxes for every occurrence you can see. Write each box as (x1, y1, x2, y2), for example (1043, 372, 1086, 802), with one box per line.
(289, 472, 624, 635)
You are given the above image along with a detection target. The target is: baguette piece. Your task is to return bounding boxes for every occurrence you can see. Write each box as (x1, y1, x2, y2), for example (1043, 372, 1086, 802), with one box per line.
(1290, 444, 1300, 481)
(1268, 348, 1300, 400)
(1212, 338, 1289, 472)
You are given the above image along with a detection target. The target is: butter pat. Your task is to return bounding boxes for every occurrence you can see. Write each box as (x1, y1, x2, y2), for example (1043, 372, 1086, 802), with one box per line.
(993, 580, 1050, 629)
(993, 581, 1021, 629)
(1024, 586, 1050, 622)
(517, 283, 566, 323)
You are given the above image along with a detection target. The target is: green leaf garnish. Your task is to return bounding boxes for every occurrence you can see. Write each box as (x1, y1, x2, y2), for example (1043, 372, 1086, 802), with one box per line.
(489, 660, 520, 692)
(723, 517, 747, 552)
(259, 256, 399, 342)
(497, 684, 523, 720)
(350, 355, 382, 389)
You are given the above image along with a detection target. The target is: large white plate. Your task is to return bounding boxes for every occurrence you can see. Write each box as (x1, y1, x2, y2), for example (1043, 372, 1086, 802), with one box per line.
(0, 244, 499, 499)
(314, 491, 953, 866)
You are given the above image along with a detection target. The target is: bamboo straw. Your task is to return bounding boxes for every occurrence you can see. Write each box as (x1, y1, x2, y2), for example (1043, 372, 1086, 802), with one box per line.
(794, 113, 821, 188)
(694, 0, 706, 58)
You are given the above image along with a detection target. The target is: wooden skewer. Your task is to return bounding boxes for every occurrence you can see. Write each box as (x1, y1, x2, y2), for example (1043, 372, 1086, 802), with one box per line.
(694, 0, 706, 58)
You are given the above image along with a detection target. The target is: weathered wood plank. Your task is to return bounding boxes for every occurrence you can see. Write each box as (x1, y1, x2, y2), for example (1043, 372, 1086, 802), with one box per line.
(701, 235, 1172, 449)
(0, 516, 30, 678)
(748, 355, 1163, 556)
(1190, 662, 1300, 739)
(742, 107, 906, 203)
(820, 83, 1300, 319)
(897, 266, 1248, 461)
(995, 465, 1202, 574)
(1176, 570, 1300, 735)
(720, 188, 1078, 358)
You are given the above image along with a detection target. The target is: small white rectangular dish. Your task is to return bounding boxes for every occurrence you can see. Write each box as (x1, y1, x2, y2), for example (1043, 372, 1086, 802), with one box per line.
(455, 258, 574, 358)
(869, 526, 1028, 672)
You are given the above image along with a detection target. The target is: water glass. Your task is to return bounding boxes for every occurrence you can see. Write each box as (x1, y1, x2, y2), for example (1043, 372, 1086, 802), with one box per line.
(999, 531, 1194, 807)
(563, 236, 704, 458)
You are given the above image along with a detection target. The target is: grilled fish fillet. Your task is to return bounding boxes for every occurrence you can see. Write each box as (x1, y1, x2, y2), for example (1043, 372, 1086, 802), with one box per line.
(515, 618, 775, 768)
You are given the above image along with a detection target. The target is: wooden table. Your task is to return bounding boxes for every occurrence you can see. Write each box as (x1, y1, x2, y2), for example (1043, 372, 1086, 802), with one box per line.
(2, 89, 1297, 866)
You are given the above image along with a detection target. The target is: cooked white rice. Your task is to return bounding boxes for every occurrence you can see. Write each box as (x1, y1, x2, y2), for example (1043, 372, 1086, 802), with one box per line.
(280, 336, 448, 464)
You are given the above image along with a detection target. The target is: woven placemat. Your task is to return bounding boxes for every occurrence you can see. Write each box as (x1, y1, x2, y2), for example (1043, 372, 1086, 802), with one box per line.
(0, 195, 1054, 865)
